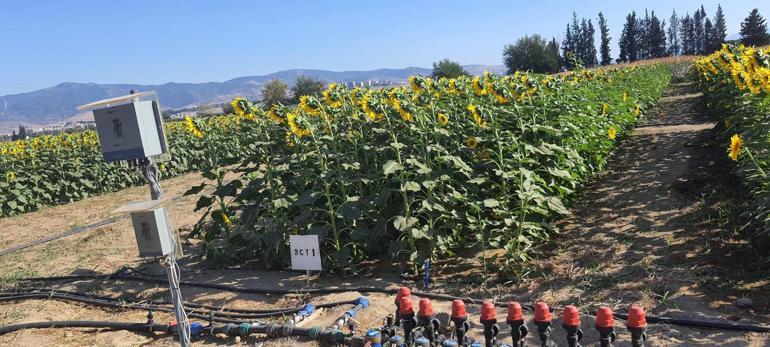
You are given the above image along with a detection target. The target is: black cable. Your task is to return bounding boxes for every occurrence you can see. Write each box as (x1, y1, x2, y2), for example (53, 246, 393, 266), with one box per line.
(15, 271, 770, 333)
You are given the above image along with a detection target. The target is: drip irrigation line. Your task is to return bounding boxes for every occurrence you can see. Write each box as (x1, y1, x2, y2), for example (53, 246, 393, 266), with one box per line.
(0, 291, 356, 321)
(0, 217, 122, 257)
(0, 294, 263, 323)
(0, 319, 362, 346)
(0, 321, 166, 336)
(0, 192, 189, 258)
(14, 270, 770, 333)
(0, 287, 352, 314)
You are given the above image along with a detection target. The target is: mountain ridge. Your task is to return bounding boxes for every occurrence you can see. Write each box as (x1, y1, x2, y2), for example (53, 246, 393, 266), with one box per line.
(0, 65, 505, 127)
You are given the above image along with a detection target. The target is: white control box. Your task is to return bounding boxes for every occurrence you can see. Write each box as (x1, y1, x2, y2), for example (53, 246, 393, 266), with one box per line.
(78, 91, 168, 162)
(115, 200, 175, 257)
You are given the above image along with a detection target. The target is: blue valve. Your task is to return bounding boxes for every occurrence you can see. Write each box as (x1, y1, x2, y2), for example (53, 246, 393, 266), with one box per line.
(365, 329, 382, 347)
(442, 339, 459, 347)
(415, 336, 431, 347)
(355, 296, 370, 308)
(189, 322, 203, 337)
(298, 303, 315, 317)
(390, 335, 405, 347)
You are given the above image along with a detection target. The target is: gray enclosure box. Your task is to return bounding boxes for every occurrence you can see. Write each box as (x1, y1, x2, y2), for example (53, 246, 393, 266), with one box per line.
(129, 206, 175, 257)
(115, 200, 175, 257)
(78, 91, 168, 162)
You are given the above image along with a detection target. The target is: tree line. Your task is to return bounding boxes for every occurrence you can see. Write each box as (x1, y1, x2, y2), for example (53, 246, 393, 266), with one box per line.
(249, 5, 770, 109)
(502, 5, 770, 73)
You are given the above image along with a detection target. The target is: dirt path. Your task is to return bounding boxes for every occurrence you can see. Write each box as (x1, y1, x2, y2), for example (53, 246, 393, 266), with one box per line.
(0, 81, 768, 346)
(526, 82, 770, 345)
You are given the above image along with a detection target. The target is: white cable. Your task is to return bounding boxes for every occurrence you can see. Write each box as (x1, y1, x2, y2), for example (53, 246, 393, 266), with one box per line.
(163, 255, 191, 346)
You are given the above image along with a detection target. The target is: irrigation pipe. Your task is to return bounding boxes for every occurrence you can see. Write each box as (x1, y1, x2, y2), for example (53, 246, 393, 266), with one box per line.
(14, 270, 770, 333)
(0, 291, 357, 323)
(0, 321, 167, 336)
(0, 319, 364, 346)
(0, 287, 352, 314)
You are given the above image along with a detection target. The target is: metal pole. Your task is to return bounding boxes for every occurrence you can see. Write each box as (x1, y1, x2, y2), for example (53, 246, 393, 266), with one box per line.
(140, 158, 190, 346)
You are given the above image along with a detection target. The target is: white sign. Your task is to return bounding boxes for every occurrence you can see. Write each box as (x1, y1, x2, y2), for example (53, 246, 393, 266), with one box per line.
(290, 235, 322, 271)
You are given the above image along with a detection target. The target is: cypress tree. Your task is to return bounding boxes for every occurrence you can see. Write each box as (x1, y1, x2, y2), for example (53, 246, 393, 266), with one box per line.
(584, 19, 598, 66)
(638, 10, 651, 60)
(704, 18, 714, 54)
(740, 9, 770, 47)
(546, 38, 561, 71)
(598, 12, 612, 65)
(693, 6, 706, 54)
(619, 12, 638, 62)
(712, 5, 727, 50)
(648, 12, 667, 58)
(562, 23, 573, 61)
(680, 13, 695, 55)
(668, 10, 680, 56)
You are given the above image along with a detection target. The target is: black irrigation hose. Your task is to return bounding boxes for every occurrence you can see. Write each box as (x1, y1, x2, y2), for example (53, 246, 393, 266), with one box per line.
(0, 291, 357, 322)
(15, 271, 770, 333)
(0, 293, 292, 321)
(0, 287, 355, 315)
(0, 321, 166, 336)
(0, 319, 360, 346)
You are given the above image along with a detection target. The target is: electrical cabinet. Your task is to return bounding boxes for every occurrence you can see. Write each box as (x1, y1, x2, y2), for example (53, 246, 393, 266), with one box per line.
(78, 91, 168, 162)
(114, 200, 175, 257)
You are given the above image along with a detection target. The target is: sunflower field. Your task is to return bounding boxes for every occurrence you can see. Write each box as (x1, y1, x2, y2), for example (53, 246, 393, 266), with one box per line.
(189, 65, 670, 270)
(0, 115, 260, 217)
(694, 44, 770, 242)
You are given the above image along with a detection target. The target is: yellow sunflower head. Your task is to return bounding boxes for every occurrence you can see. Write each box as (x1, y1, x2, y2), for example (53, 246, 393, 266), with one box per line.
(465, 136, 479, 149)
(608, 127, 617, 140)
(437, 113, 449, 126)
(728, 134, 742, 161)
(230, 97, 247, 116)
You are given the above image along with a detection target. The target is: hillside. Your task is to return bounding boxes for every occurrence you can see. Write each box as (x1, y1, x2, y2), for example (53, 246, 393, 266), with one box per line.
(0, 65, 504, 127)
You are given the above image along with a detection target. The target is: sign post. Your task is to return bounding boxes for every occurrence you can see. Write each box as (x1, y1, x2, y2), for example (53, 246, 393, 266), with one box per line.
(289, 235, 322, 272)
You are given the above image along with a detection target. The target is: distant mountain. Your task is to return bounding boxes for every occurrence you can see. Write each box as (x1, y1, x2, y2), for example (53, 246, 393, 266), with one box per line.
(0, 65, 504, 127)
(725, 33, 741, 41)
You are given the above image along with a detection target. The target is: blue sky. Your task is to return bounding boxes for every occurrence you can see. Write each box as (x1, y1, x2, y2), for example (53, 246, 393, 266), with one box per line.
(0, 0, 767, 95)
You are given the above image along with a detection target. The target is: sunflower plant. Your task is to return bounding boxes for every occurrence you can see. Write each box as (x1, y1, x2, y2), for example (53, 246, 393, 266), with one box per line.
(695, 44, 770, 242)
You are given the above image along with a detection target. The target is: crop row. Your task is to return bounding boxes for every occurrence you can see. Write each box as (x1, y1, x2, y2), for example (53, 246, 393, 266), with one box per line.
(189, 66, 671, 271)
(0, 115, 259, 216)
(694, 44, 770, 243)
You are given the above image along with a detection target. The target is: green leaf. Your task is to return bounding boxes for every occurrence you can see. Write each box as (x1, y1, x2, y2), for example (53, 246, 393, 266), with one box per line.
(383, 160, 403, 176)
(547, 196, 569, 215)
(339, 203, 362, 220)
(402, 181, 421, 192)
(483, 199, 500, 208)
(393, 216, 418, 231)
(411, 225, 430, 240)
(273, 198, 290, 209)
(547, 168, 572, 179)
(201, 170, 217, 180)
(468, 177, 486, 185)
